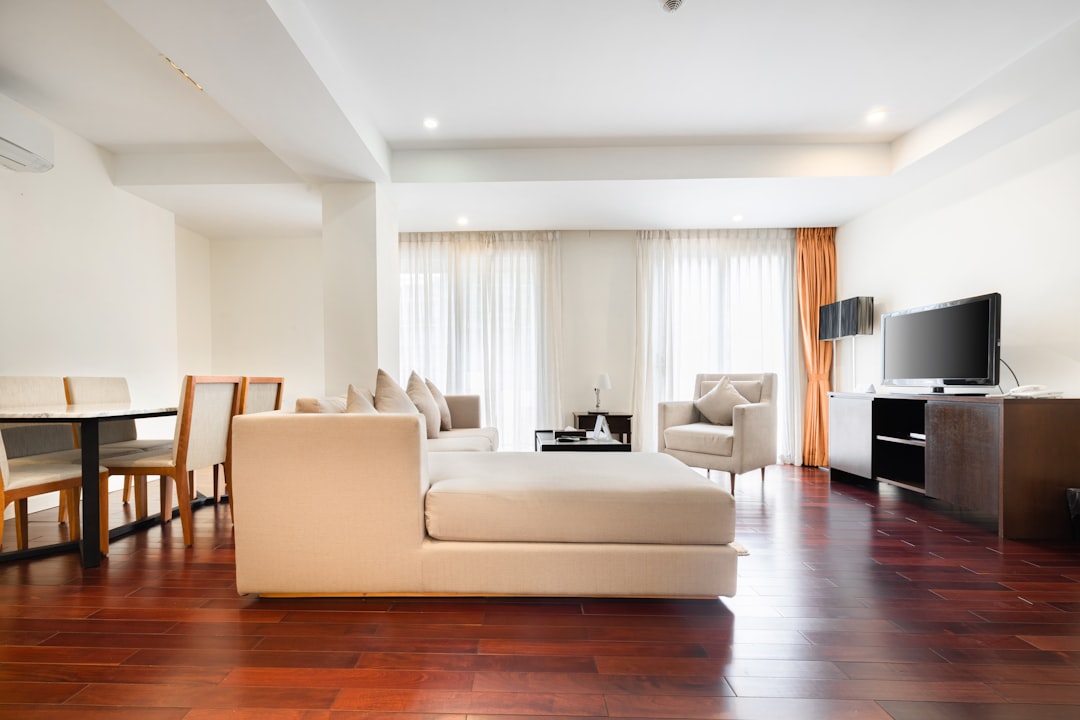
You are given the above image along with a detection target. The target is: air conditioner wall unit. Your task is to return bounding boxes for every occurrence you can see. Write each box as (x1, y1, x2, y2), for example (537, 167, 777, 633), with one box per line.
(0, 94, 54, 173)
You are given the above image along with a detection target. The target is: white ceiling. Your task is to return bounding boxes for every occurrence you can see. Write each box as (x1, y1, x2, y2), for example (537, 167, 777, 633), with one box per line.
(1, 0, 1079, 238)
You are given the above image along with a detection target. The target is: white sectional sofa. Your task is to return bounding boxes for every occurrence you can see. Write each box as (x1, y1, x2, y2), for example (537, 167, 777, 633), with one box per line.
(230, 412, 740, 598)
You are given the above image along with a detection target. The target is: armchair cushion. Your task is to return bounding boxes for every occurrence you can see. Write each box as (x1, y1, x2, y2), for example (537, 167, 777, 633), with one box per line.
(694, 376, 748, 425)
(663, 422, 734, 457)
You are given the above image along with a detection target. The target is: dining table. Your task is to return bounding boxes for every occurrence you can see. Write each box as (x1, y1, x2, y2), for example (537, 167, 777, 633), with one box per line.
(0, 402, 178, 568)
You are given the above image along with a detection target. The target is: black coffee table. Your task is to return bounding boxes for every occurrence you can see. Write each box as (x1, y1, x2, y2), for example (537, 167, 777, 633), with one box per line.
(534, 430, 631, 452)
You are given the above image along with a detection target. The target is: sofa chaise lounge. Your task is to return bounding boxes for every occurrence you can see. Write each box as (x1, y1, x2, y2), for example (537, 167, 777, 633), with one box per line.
(231, 412, 739, 598)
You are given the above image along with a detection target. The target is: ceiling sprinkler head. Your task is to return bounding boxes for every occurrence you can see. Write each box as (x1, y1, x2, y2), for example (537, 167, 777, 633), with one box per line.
(661, 0, 683, 12)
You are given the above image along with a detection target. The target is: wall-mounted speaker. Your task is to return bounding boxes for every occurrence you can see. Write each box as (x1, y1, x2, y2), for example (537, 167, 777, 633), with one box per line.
(818, 303, 839, 341)
(818, 296, 873, 340)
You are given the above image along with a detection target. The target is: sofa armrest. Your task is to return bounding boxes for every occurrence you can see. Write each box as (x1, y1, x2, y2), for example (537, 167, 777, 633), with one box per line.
(731, 401, 777, 467)
(657, 400, 698, 451)
(445, 395, 481, 429)
(231, 412, 428, 594)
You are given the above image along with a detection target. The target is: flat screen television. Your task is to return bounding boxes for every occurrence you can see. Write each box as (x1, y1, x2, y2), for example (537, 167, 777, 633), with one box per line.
(880, 292, 1001, 393)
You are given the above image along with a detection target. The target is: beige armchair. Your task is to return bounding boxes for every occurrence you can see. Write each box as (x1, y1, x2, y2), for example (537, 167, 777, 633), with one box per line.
(658, 372, 777, 492)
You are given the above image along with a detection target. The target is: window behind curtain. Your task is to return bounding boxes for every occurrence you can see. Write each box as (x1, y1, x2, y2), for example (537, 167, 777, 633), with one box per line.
(634, 228, 804, 463)
(399, 231, 563, 450)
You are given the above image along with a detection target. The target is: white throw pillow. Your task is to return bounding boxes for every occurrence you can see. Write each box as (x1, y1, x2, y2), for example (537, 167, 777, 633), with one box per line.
(694, 376, 748, 425)
(425, 378, 453, 431)
(407, 372, 441, 439)
(345, 384, 377, 414)
(374, 369, 417, 414)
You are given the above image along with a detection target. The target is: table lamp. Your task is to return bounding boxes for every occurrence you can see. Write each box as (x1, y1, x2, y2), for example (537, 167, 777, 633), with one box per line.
(594, 373, 612, 410)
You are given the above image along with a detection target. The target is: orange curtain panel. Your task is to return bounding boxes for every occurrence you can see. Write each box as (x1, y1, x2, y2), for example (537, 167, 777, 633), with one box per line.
(796, 227, 836, 467)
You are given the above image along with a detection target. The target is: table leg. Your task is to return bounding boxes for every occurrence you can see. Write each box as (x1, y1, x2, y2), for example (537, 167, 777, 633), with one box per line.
(79, 421, 102, 568)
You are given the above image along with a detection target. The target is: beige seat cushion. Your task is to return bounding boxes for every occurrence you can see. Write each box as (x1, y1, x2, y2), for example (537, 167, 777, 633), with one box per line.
(9, 445, 149, 465)
(2, 462, 108, 492)
(663, 422, 734, 456)
(427, 430, 497, 452)
(426, 451, 734, 545)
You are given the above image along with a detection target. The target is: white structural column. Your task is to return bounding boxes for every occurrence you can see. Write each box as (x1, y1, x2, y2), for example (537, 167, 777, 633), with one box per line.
(321, 182, 400, 394)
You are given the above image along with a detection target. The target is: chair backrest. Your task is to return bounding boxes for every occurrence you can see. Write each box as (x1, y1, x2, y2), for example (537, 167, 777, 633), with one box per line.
(64, 376, 138, 445)
(174, 376, 241, 471)
(0, 376, 75, 458)
(238, 377, 284, 414)
(694, 373, 777, 405)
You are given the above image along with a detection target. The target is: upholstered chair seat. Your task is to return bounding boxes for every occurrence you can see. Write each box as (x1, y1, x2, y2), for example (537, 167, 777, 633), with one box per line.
(662, 422, 735, 456)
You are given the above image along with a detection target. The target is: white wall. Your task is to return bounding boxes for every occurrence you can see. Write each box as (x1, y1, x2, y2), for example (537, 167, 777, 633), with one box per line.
(1, 103, 180, 514)
(176, 224, 213, 376)
(558, 230, 637, 426)
(208, 236, 325, 408)
(0, 105, 180, 402)
(836, 109, 1080, 396)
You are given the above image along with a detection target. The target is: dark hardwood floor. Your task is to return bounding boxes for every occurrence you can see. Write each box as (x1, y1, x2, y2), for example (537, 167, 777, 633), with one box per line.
(4, 465, 1080, 719)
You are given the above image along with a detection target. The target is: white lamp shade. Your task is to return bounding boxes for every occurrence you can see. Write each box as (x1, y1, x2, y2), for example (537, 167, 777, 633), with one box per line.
(595, 373, 612, 390)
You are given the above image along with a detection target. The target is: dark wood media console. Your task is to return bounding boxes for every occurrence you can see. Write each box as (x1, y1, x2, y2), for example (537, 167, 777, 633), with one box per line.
(829, 392, 1080, 539)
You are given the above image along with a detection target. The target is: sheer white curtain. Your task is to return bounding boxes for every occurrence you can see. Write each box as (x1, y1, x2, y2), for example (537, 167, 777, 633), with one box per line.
(633, 228, 804, 464)
(399, 231, 563, 450)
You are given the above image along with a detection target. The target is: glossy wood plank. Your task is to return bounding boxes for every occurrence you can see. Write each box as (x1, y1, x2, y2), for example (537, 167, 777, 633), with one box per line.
(0, 708, 186, 720)
(3, 467, 1080, 717)
(69, 682, 341, 709)
(220, 667, 475, 690)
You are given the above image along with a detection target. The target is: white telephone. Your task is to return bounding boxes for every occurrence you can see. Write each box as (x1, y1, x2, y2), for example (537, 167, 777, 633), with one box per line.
(1006, 384, 1061, 398)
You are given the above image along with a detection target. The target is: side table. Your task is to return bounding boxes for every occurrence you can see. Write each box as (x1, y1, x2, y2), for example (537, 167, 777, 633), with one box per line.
(573, 411, 633, 445)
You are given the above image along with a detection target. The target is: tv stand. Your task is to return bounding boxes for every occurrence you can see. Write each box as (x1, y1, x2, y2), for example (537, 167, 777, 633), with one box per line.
(829, 392, 1080, 539)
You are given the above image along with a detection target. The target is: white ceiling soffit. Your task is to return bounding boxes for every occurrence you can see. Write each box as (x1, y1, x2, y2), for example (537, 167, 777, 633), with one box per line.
(103, 0, 389, 183)
(2, 1, 1079, 236)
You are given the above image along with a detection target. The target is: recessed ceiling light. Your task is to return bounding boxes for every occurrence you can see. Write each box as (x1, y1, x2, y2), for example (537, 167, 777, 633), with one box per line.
(456, 216, 469, 226)
(732, 214, 744, 223)
(423, 117, 439, 130)
(866, 107, 888, 124)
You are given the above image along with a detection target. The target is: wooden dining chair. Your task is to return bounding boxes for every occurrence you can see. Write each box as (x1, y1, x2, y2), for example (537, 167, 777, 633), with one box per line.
(228, 377, 284, 519)
(238, 376, 284, 415)
(1, 430, 108, 552)
(100, 376, 241, 551)
(60, 376, 172, 520)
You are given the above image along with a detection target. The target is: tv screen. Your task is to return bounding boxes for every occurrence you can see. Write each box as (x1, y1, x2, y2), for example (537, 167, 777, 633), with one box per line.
(881, 292, 1001, 391)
